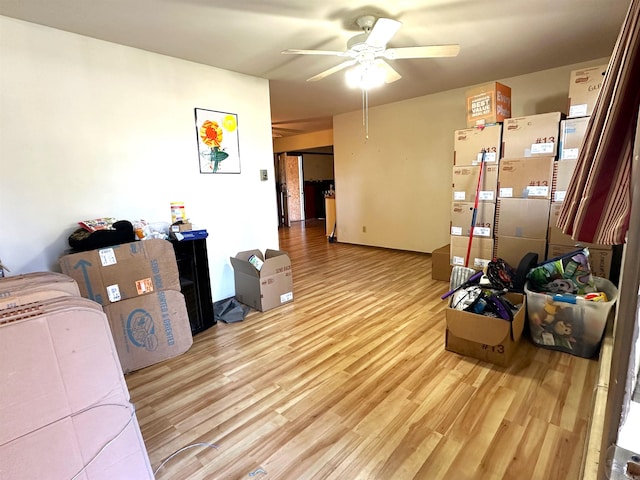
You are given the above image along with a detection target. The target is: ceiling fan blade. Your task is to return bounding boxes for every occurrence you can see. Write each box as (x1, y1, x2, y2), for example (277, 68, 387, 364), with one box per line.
(383, 44, 460, 60)
(282, 49, 348, 56)
(374, 59, 402, 84)
(307, 59, 357, 82)
(366, 18, 401, 48)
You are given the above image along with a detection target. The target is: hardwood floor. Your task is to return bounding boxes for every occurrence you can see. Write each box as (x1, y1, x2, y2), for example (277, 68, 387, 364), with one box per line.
(127, 220, 599, 479)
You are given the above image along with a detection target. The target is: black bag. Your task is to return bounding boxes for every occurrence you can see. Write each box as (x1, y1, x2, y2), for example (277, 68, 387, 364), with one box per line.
(214, 298, 250, 323)
(68, 220, 135, 252)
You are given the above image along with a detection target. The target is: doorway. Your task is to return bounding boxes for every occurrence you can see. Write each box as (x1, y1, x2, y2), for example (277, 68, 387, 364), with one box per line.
(275, 149, 335, 227)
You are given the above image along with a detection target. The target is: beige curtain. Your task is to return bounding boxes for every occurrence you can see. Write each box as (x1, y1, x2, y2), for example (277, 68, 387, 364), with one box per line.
(558, 0, 640, 245)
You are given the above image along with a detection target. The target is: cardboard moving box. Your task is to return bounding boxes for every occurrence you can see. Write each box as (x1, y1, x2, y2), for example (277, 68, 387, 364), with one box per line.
(445, 292, 526, 367)
(559, 117, 589, 160)
(552, 159, 578, 202)
(502, 112, 564, 159)
(431, 245, 452, 282)
(231, 249, 293, 312)
(60, 239, 180, 305)
(103, 289, 193, 373)
(498, 157, 555, 199)
(547, 202, 607, 249)
(451, 202, 496, 238)
(452, 163, 499, 203)
(450, 236, 494, 269)
(495, 236, 547, 270)
(453, 124, 502, 165)
(568, 64, 607, 118)
(546, 244, 613, 280)
(465, 82, 511, 127)
(495, 198, 551, 239)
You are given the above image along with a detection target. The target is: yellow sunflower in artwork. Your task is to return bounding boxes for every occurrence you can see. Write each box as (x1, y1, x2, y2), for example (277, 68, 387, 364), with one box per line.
(200, 120, 223, 148)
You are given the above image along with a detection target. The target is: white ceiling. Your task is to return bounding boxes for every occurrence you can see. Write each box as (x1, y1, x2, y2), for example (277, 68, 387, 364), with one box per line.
(0, 1, 629, 137)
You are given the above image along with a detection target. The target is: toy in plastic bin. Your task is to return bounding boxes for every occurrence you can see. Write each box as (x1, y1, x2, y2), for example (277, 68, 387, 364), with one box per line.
(527, 248, 596, 295)
(525, 277, 618, 358)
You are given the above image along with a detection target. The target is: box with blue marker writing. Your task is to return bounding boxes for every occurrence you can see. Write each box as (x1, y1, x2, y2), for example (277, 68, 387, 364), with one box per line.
(103, 289, 192, 373)
(59, 239, 180, 306)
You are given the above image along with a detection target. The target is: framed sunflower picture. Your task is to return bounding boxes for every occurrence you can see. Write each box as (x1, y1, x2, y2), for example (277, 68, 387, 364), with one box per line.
(194, 108, 241, 174)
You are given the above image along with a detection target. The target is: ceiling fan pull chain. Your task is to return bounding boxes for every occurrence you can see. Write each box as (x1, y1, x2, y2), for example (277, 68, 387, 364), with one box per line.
(364, 88, 370, 139)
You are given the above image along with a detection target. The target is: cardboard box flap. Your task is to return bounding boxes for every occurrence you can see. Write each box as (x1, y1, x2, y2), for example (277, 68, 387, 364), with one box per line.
(234, 249, 265, 263)
(265, 249, 288, 260)
(262, 250, 292, 277)
(230, 250, 263, 278)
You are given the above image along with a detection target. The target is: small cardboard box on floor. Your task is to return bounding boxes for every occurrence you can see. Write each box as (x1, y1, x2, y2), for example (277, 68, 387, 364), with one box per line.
(231, 249, 293, 311)
(431, 245, 452, 282)
(446, 292, 526, 367)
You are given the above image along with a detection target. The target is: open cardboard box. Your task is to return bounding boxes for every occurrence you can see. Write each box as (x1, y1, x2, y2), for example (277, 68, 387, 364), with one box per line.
(445, 292, 526, 367)
(230, 249, 293, 312)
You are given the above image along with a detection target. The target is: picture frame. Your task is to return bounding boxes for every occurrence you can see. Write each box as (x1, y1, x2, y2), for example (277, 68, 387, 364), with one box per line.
(194, 108, 241, 174)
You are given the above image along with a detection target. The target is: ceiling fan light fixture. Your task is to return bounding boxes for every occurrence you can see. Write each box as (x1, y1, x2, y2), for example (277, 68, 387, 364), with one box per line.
(345, 62, 385, 90)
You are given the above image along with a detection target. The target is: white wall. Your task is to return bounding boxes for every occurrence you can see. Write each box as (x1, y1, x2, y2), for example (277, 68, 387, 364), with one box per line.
(333, 58, 609, 253)
(0, 16, 279, 301)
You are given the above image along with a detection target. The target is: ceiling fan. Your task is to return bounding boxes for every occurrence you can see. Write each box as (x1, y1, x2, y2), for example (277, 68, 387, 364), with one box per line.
(282, 15, 460, 86)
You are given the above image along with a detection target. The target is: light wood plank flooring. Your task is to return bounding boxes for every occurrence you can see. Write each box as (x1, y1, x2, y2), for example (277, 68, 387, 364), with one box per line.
(127, 220, 599, 479)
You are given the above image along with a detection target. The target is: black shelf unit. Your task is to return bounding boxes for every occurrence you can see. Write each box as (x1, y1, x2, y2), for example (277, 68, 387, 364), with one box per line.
(170, 237, 215, 334)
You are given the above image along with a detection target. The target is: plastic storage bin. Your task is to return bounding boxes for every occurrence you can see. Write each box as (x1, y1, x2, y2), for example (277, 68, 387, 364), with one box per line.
(525, 277, 618, 358)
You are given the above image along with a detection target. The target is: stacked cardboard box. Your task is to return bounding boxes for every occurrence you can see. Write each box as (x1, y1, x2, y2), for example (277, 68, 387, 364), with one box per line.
(450, 123, 503, 269)
(60, 239, 193, 373)
(567, 64, 607, 118)
(445, 82, 533, 368)
(495, 112, 564, 268)
(545, 64, 613, 278)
